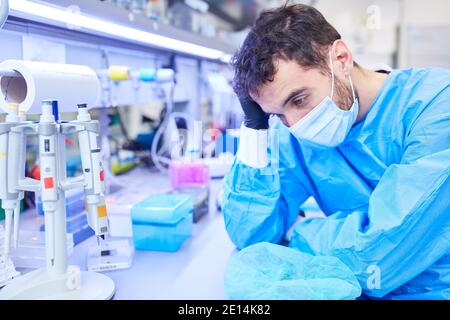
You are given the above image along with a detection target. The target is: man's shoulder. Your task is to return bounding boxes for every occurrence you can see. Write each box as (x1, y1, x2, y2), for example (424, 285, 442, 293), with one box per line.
(394, 67, 450, 92)
(388, 67, 450, 113)
(391, 68, 450, 138)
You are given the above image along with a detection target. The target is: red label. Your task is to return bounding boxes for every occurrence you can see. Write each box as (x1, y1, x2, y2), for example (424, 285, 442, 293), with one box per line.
(44, 177, 54, 189)
(100, 170, 104, 182)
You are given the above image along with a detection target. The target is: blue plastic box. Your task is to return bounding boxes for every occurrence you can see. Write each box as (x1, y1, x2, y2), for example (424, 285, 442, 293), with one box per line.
(36, 189, 85, 217)
(131, 194, 193, 252)
(40, 212, 88, 233)
(39, 219, 94, 245)
(72, 224, 95, 245)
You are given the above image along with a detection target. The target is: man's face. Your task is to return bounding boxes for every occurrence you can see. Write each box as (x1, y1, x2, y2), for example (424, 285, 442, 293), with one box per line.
(250, 58, 354, 127)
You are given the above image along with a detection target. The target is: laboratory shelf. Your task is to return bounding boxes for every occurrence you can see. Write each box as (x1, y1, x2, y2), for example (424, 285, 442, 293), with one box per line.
(4, 0, 234, 61)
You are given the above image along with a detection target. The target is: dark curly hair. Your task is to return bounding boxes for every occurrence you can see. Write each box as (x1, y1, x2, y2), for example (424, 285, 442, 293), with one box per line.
(231, 3, 341, 99)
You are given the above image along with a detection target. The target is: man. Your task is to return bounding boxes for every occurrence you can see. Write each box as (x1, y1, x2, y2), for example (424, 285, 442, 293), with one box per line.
(222, 4, 450, 299)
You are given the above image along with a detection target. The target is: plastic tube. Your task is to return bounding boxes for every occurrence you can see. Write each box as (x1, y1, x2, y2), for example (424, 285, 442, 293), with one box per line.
(151, 84, 176, 172)
(151, 110, 196, 172)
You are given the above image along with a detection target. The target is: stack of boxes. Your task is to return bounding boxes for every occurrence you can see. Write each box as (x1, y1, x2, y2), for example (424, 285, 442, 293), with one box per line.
(36, 188, 94, 245)
(106, 187, 161, 238)
(168, 159, 210, 223)
(129, 159, 212, 252)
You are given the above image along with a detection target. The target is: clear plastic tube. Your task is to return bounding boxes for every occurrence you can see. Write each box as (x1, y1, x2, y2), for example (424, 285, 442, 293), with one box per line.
(150, 84, 196, 172)
(150, 84, 174, 172)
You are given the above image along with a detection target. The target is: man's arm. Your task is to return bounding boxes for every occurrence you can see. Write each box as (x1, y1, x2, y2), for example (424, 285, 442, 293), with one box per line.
(222, 121, 311, 249)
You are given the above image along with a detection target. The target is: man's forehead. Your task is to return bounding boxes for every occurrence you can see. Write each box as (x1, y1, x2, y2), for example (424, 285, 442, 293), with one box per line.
(254, 61, 326, 104)
(251, 61, 312, 109)
(270, 59, 311, 85)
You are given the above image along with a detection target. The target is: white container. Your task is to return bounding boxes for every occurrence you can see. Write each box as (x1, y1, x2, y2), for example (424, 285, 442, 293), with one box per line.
(106, 188, 155, 238)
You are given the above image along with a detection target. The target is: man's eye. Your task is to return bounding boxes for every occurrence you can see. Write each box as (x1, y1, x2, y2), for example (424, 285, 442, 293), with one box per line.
(293, 98, 304, 107)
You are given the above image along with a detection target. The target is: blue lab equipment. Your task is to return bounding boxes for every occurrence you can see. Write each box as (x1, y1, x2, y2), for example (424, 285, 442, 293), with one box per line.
(40, 212, 87, 233)
(40, 220, 94, 245)
(51, 100, 59, 122)
(40, 213, 94, 245)
(66, 154, 82, 177)
(37, 189, 93, 245)
(71, 225, 95, 246)
(36, 188, 85, 217)
(131, 194, 193, 252)
(224, 242, 361, 300)
(135, 133, 155, 151)
(139, 68, 157, 82)
(222, 68, 450, 299)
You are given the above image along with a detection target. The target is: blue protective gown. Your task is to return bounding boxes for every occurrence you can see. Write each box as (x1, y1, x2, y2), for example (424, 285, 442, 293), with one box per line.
(222, 68, 450, 299)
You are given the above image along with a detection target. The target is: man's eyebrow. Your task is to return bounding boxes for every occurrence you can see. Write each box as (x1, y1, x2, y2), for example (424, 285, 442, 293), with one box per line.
(281, 88, 308, 108)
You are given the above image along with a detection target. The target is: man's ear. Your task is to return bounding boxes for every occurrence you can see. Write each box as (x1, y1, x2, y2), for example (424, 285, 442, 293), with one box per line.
(331, 40, 354, 77)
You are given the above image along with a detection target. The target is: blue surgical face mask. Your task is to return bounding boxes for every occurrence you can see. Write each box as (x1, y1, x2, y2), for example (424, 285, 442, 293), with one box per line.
(288, 51, 359, 147)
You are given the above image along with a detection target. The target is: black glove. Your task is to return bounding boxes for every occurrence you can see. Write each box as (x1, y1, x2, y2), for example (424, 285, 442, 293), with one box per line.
(239, 97, 270, 130)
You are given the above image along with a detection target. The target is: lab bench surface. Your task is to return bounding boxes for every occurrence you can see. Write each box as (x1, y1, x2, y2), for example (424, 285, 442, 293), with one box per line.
(17, 167, 237, 300)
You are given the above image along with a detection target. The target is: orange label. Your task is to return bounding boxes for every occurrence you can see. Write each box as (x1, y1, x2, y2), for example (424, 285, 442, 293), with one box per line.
(97, 205, 107, 218)
(44, 177, 54, 189)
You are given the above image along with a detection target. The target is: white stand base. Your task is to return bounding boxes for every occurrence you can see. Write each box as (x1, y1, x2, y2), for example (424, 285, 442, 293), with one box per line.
(0, 267, 115, 300)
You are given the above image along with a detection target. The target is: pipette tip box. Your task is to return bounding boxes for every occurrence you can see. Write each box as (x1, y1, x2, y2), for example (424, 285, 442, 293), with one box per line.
(131, 194, 193, 252)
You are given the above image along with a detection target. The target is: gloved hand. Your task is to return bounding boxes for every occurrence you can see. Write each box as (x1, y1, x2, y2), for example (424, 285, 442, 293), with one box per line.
(239, 97, 270, 130)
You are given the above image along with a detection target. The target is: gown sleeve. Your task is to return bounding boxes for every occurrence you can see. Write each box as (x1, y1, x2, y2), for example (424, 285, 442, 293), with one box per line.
(222, 124, 311, 250)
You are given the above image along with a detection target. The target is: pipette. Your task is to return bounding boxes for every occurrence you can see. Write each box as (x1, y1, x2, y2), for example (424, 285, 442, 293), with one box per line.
(76, 104, 109, 244)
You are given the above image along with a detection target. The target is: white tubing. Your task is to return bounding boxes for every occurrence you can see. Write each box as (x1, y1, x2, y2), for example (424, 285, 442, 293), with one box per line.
(150, 84, 174, 172)
(151, 111, 196, 172)
(151, 116, 170, 172)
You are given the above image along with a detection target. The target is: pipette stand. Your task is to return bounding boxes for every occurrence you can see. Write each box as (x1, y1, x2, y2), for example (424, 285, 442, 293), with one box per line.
(0, 102, 115, 300)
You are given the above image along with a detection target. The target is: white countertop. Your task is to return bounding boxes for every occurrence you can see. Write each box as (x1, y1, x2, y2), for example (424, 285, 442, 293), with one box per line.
(16, 167, 237, 300)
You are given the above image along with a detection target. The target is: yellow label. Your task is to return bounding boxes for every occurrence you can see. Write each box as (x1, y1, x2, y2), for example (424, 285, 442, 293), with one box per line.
(97, 205, 107, 218)
(0, 152, 7, 157)
(109, 66, 130, 81)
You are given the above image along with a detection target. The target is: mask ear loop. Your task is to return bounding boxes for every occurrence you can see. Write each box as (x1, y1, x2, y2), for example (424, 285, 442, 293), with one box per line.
(348, 75, 356, 104)
(330, 49, 357, 107)
(329, 50, 335, 100)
